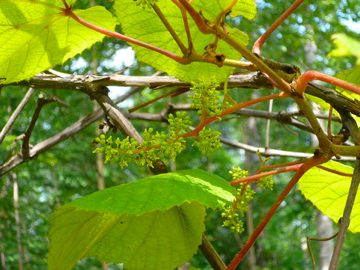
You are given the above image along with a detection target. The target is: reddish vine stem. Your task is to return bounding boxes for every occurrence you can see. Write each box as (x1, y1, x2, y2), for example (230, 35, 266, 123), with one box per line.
(295, 71, 360, 95)
(317, 165, 353, 177)
(64, 8, 190, 65)
(230, 163, 302, 186)
(183, 92, 288, 139)
(258, 159, 307, 172)
(226, 154, 331, 270)
(177, 0, 210, 34)
(252, 0, 304, 55)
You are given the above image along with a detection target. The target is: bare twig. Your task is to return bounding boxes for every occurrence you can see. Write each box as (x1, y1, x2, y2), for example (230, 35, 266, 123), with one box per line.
(0, 88, 36, 144)
(21, 95, 61, 159)
(307, 232, 339, 270)
(0, 85, 142, 177)
(265, 99, 273, 149)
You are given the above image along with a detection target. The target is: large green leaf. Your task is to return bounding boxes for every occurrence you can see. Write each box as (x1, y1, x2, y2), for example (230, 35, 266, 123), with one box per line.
(0, 0, 117, 84)
(48, 169, 236, 270)
(113, 0, 255, 82)
(298, 160, 360, 233)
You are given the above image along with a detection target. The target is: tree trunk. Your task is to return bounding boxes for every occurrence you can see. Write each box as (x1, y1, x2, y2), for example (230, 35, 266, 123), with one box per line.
(11, 172, 24, 270)
(317, 212, 334, 269)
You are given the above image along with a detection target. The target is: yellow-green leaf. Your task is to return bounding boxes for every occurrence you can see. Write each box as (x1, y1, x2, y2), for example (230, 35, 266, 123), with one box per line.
(298, 160, 360, 233)
(328, 33, 360, 65)
(0, 1, 117, 84)
(335, 67, 360, 125)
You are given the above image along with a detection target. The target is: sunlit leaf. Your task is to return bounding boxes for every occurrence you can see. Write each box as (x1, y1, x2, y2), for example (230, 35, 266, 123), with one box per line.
(335, 67, 360, 125)
(0, 0, 117, 84)
(113, 0, 254, 82)
(328, 33, 360, 65)
(298, 160, 360, 233)
(48, 169, 236, 270)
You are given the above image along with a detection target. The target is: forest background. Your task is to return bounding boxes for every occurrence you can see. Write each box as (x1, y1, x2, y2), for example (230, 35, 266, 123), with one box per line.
(1, 0, 360, 269)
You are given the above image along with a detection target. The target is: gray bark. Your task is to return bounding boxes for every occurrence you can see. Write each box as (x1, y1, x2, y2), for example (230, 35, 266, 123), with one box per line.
(316, 212, 334, 270)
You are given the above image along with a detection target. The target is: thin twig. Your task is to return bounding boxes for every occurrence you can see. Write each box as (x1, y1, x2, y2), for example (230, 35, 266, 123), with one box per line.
(0, 84, 144, 177)
(252, 0, 304, 55)
(329, 158, 360, 269)
(21, 95, 60, 158)
(265, 99, 273, 149)
(152, 3, 188, 55)
(0, 88, 36, 144)
(307, 232, 339, 270)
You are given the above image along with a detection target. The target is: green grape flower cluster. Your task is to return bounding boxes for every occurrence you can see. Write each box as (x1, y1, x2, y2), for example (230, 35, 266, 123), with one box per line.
(258, 175, 274, 190)
(229, 167, 249, 179)
(222, 183, 255, 234)
(188, 78, 222, 117)
(222, 167, 273, 234)
(93, 135, 140, 168)
(222, 206, 244, 234)
(192, 128, 222, 154)
(168, 111, 193, 138)
(93, 111, 193, 168)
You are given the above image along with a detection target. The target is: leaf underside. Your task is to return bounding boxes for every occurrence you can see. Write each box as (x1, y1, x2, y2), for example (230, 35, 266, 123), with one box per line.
(113, 0, 255, 82)
(48, 169, 236, 270)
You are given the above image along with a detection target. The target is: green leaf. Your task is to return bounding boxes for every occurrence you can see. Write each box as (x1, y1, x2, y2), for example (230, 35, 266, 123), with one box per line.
(0, 1, 117, 84)
(328, 33, 360, 65)
(113, 0, 252, 82)
(227, 0, 256, 20)
(49, 169, 236, 270)
(335, 67, 360, 125)
(335, 67, 360, 96)
(298, 160, 360, 233)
